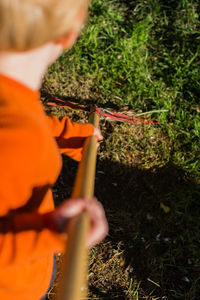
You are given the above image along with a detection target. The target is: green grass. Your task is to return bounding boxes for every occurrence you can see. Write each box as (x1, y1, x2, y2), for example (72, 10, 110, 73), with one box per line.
(43, 0, 200, 299)
(44, 0, 200, 177)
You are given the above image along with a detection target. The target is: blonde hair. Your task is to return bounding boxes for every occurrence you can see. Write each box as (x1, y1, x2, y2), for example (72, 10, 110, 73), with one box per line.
(0, 0, 89, 51)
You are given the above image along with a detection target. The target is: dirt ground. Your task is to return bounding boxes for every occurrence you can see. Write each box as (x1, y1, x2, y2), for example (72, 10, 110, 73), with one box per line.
(46, 107, 200, 300)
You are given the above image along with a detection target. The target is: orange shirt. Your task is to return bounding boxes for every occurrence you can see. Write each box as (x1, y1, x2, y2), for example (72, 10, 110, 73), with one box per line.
(0, 74, 94, 300)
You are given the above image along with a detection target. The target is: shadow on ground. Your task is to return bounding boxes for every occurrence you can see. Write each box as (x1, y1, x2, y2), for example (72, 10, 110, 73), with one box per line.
(53, 154, 200, 299)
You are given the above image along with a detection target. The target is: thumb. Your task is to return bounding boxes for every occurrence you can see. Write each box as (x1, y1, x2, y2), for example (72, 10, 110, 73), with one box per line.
(56, 198, 86, 218)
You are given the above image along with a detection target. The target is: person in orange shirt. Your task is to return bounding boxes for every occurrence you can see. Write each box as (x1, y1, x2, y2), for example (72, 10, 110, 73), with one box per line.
(0, 0, 108, 299)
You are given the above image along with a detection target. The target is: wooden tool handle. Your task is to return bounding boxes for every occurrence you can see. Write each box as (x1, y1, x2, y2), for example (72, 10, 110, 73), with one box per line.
(56, 112, 100, 300)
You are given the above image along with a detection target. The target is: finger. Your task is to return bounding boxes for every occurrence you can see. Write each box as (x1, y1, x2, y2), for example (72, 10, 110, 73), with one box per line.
(93, 127, 103, 141)
(57, 198, 86, 218)
(85, 200, 108, 248)
(87, 214, 108, 248)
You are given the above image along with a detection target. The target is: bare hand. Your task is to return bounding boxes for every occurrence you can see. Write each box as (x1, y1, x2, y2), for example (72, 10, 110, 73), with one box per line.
(53, 197, 108, 248)
(93, 127, 103, 141)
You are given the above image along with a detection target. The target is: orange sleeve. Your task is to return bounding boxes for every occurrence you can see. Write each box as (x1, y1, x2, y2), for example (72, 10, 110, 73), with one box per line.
(46, 115, 94, 161)
(0, 212, 65, 267)
(0, 121, 65, 267)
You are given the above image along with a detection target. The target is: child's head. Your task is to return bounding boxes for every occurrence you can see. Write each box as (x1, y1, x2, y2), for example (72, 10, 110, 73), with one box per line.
(0, 0, 89, 52)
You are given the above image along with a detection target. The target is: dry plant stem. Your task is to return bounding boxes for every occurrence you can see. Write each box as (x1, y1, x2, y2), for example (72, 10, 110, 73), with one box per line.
(56, 112, 99, 300)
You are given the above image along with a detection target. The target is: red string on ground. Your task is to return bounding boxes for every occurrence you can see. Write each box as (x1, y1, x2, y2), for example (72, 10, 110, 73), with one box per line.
(46, 95, 169, 127)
